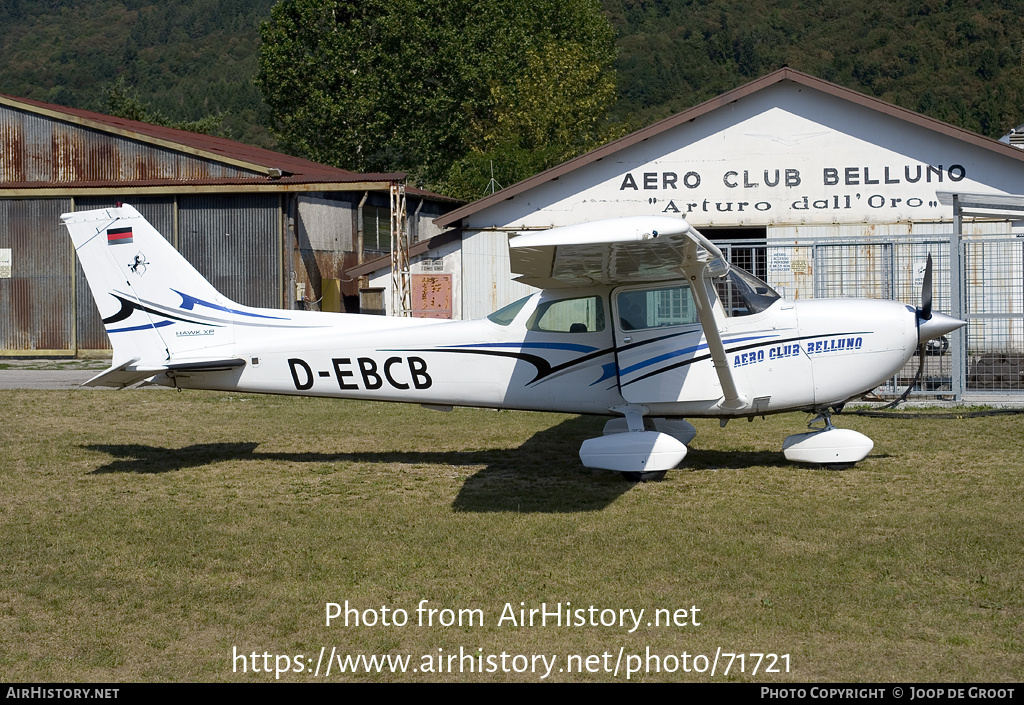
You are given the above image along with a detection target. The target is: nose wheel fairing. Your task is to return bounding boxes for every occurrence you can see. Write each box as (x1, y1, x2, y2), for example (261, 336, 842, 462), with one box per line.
(782, 410, 873, 469)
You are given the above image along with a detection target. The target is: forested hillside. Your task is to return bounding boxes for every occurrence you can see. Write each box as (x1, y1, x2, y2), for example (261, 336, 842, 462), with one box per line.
(0, 0, 278, 146)
(605, 0, 1024, 136)
(2, 0, 1023, 157)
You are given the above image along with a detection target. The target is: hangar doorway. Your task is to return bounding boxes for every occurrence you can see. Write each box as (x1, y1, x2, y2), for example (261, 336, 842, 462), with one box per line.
(702, 226, 768, 282)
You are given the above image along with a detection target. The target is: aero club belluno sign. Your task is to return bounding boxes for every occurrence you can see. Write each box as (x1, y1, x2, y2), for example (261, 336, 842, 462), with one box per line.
(617, 162, 965, 222)
(609, 106, 973, 226)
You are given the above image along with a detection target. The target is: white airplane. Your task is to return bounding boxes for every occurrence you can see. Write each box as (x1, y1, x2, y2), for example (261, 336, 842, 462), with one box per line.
(62, 205, 964, 480)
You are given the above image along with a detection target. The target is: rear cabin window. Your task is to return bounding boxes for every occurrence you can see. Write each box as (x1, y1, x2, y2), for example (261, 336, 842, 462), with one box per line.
(526, 296, 605, 333)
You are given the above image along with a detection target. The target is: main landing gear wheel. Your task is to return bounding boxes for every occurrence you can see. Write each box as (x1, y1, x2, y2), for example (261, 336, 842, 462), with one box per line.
(621, 470, 668, 482)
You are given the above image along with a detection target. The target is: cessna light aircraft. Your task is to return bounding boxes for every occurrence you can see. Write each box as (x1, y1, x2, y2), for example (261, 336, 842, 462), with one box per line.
(63, 205, 964, 480)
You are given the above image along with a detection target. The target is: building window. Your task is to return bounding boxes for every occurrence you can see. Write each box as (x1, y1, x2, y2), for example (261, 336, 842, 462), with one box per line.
(362, 206, 390, 254)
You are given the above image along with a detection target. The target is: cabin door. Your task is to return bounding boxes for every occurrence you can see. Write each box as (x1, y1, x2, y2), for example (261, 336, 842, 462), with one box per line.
(612, 283, 722, 404)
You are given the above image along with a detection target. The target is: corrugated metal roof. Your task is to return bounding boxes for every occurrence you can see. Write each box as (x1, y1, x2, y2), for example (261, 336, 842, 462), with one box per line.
(435, 68, 1024, 228)
(0, 93, 455, 200)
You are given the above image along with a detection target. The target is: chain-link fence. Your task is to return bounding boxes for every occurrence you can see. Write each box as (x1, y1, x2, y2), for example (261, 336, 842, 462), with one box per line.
(718, 231, 1023, 402)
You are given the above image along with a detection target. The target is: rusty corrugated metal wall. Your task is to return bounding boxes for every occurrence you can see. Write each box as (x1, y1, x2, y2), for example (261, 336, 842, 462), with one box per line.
(1, 102, 262, 183)
(0, 198, 73, 352)
(1, 98, 454, 352)
(0, 193, 284, 354)
(73, 195, 282, 330)
(178, 194, 281, 309)
(1, 100, 285, 354)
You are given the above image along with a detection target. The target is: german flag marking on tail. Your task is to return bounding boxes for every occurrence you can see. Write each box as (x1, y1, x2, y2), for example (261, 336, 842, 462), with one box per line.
(107, 227, 133, 245)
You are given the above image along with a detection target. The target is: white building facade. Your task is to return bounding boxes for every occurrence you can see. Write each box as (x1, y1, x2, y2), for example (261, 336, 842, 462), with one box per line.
(371, 69, 1024, 399)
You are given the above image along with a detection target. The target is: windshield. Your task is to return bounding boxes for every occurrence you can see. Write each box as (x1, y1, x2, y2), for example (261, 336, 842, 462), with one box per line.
(717, 267, 780, 316)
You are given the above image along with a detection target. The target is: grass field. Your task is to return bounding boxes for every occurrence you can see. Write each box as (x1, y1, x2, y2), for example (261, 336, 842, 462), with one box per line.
(1, 389, 1021, 682)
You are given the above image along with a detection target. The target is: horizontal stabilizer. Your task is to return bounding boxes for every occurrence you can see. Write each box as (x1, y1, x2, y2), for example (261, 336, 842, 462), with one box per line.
(83, 357, 246, 388)
(84, 358, 155, 389)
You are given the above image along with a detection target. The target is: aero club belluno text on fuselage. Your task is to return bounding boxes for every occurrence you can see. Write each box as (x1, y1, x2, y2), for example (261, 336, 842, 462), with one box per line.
(62, 206, 964, 480)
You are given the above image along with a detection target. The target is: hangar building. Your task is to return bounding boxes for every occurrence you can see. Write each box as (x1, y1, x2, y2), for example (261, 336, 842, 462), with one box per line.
(0, 93, 456, 356)
(355, 68, 1024, 401)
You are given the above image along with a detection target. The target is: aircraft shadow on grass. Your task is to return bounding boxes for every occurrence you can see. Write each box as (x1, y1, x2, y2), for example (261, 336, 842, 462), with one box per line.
(82, 417, 803, 514)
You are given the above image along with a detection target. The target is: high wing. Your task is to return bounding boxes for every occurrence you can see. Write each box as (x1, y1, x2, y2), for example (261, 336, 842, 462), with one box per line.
(510, 216, 746, 409)
(508, 215, 729, 289)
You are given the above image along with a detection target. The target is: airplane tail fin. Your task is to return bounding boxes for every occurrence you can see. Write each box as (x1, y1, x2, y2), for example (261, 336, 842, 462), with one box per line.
(62, 204, 278, 386)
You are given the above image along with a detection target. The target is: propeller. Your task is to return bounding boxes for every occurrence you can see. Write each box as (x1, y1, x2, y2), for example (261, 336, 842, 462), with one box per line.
(879, 253, 965, 409)
(916, 253, 965, 346)
(881, 254, 934, 409)
(909, 255, 932, 396)
(918, 254, 933, 322)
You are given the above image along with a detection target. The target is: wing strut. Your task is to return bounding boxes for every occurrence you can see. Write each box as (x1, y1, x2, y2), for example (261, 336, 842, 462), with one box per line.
(684, 240, 748, 412)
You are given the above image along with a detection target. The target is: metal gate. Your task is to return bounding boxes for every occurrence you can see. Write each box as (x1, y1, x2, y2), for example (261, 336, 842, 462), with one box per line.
(960, 234, 1023, 394)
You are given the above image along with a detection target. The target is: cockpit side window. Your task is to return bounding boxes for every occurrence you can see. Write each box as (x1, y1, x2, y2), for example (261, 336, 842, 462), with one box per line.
(615, 285, 698, 330)
(526, 296, 605, 333)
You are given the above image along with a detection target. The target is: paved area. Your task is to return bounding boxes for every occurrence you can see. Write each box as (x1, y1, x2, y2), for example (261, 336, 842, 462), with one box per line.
(0, 370, 101, 390)
(0, 359, 111, 390)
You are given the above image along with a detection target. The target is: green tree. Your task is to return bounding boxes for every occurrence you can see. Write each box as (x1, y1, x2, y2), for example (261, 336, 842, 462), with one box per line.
(256, 0, 619, 197)
(104, 75, 224, 135)
(440, 41, 624, 198)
